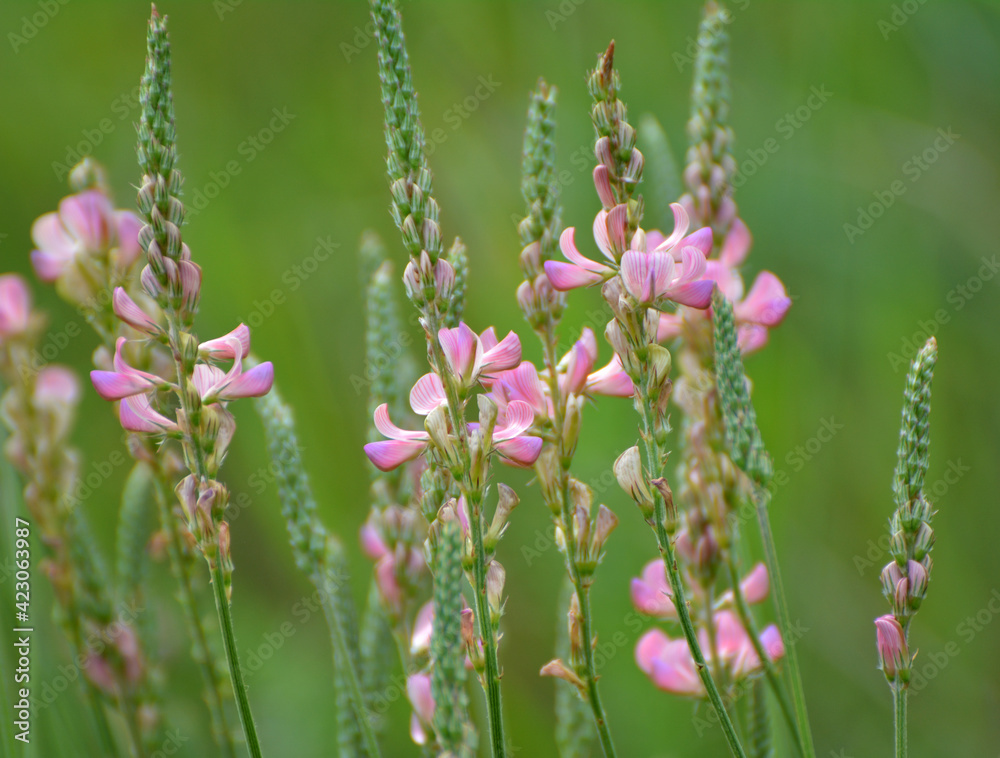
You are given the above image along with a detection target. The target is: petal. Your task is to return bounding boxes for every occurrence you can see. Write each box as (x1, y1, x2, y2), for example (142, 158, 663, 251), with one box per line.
(635, 628, 670, 674)
(90, 370, 156, 401)
(606, 205, 628, 255)
(215, 361, 273, 400)
(650, 250, 678, 297)
(359, 521, 387, 560)
(35, 366, 80, 406)
(481, 330, 521, 374)
(192, 364, 226, 398)
(410, 602, 434, 655)
(0, 275, 31, 335)
(738, 324, 769, 355)
(199, 324, 251, 359)
(119, 394, 178, 433)
(620, 250, 653, 302)
(579, 327, 598, 362)
(678, 246, 708, 283)
(495, 435, 543, 467)
(592, 211, 613, 260)
(364, 439, 427, 472)
(114, 211, 143, 269)
(651, 653, 703, 697)
(59, 190, 114, 251)
(760, 625, 785, 662)
(741, 563, 769, 604)
(664, 279, 715, 309)
(439, 323, 481, 381)
(112, 337, 165, 384)
(656, 313, 682, 342)
(409, 373, 448, 415)
(586, 356, 634, 398)
(31, 212, 76, 263)
(561, 340, 594, 396)
(29, 248, 71, 282)
(112, 288, 160, 335)
(543, 261, 603, 291)
(735, 271, 791, 327)
(652, 203, 691, 253)
(676, 227, 713, 258)
(494, 400, 535, 440)
(501, 362, 548, 419)
(720, 217, 751, 268)
(479, 326, 498, 352)
(407, 673, 435, 726)
(705, 260, 744, 301)
(373, 403, 428, 442)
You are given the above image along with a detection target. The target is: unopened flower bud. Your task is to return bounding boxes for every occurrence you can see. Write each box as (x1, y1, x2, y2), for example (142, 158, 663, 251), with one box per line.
(593, 165, 615, 208)
(912, 522, 935, 560)
(881, 562, 905, 602)
(539, 659, 585, 691)
(650, 478, 677, 532)
(590, 504, 618, 556)
(874, 614, 910, 686)
(906, 559, 928, 609)
(535, 447, 563, 515)
(614, 446, 654, 519)
(486, 561, 505, 627)
(568, 592, 585, 666)
(487, 483, 519, 549)
(425, 405, 458, 471)
(647, 344, 672, 389)
(562, 394, 583, 457)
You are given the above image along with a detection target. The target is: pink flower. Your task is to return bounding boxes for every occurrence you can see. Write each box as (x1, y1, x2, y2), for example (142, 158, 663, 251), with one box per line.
(199, 324, 251, 359)
(438, 323, 521, 387)
(874, 614, 909, 683)
(191, 337, 273, 403)
(0, 274, 31, 338)
(34, 366, 81, 407)
(717, 562, 770, 606)
(91, 337, 169, 401)
(411, 601, 434, 656)
(30, 190, 141, 281)
(630, 559, 677, 619)
(544, 221, 616, 290)
(635, 629, 703, 697)
(111, 288, 161, 336)
(407, 673, 435, 745)
(491, 400, 543, 467)
(119, 393, 179, 434)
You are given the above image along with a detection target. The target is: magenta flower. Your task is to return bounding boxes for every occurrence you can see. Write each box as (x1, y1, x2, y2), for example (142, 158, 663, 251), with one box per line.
(191, 338, 274, 403)
(30, 190, 142, 281)
(635, 629, 702, 697)
(91, 337, 171, 401)
(717, 562, 770, 606)
(0, 274, 31, 339)
(630, 559, 678, 619)
(407, 673, 435, 745)
(438, 323, 521, 387)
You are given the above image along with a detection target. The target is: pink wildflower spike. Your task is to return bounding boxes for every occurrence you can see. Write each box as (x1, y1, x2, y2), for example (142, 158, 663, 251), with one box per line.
(91, 337, 166, 400)
(119, 393, 179, 434)
(199, 324, 251, 359)
(0, 275, 31, 337)
(585, 355, 634, 398)
(112, 287, 160, 336)
(719, 217, 752, 268)
(651, 203, 692, 254)
(630, 558, 677, 618)
(407, 673, 435, 746)
(438, 322, 483, 385)
(114, 211, 143, 269)
(543, 227, 614, 291)
(409, 372, 448, 415)
(734, 271, 791, 327)
(411, 601, 434, 656)
(365, 404, 430, 472)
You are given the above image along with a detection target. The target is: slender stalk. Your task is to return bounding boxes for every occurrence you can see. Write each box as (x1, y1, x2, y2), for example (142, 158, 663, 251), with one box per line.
(210, 561, 263, 758)
(150, 470, 236, 758)
(316, 572, 383, 758)
(724, 552, 803, 757)
(85, 694, 118, 757)
(751, 486, 815, 758)
(636, 393, 747, 758)
(542, 339, 616, 758)
(894, 686, 907, 758)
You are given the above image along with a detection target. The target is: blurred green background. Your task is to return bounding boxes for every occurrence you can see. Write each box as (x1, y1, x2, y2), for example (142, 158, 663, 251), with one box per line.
(1, 1, 999, 756)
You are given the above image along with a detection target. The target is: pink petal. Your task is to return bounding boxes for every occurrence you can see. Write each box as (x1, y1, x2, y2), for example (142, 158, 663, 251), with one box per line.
(651, 653, 703, 697)
(29, 249, 70, 282)
(677, 246, 708, 283)
(112, 288, 160, 335)
(119, 394, 178, 433)
(59, 190, 114, 251)
(114, 211, 143, 269)
(606, 205, 628, 255)
(411, 602, 434, 654)
(738, 324, 769, 355)
(215, 361, 273, 400)
(0, 275, 31, 335)
(630, 578, 676, 618)
(495, 435, 542, 467)
(359, 521, 387, 560)
(760, 625, 785, 662)
(192, 364, 226, 398)
(586, 356, 633, 398)
(439, 323, 481, 381)
(592, 211, 613, 261)
(559, 227, 611, 274)
(651, 203, 691, 253)
(30, 212, 75, 265)
(676, 227, 713, 258)
(619, 250, 654, 302)
(479, 326, 498, 352)
(364, 439, 427, 472)
(635, 628, 670, 674)
(373, 404, 429, 442)
(741, 563, 770, 604)
(500, 362, 548, 419)
(35, 366, 80, 406)
(665, 279, 715, 309)
(543, 261, 603, 291)
(407, 673, 435, 733)
(734, 271, 791, 327)
(705, 260, 744, 301)
(481, 330, 521, 374)
(720, 217, 751, 268)
(199, 324, 251, 359)
(90, 370, 157, 401)
(656, 313, 682, 342)
(494, 400, 535, 441)
(409, 373, 448, 415)
(561, 340, 594, 396)
(578, 327, 598, 362)
(112, 337, 165, 385)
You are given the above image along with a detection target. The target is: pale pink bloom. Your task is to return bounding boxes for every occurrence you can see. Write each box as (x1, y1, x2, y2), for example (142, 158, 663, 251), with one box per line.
(192, 338, 273, 403)
(620, 244, 713, 308)
(407, 673, 435, 745)
(544, 224, 616, 290)
(492, 362, 551, 421)
(438, 323, 521, 387)
(585, 354, 633, 397)
(491, 400, 543, 467)
(119, 393, 179, 434)
(411, 601, 434, 656)
(0, 274, 31, 338)
(635, 628, 703, 697)
(874, 614, 908, 682)
(199, 324, 251, 360)
(365, 404, 432, 472)
(630, 559, 677, 619)
(705, 610, 784, 679)
(34, 366, 81, 407)
(718, 562, 770, 606)
(91, 337, 168, 400)
(30, 190, 141, 281)
(111, 287, 160, 336)
(359, 519, 388, 560)
(559, 328, 599, 396)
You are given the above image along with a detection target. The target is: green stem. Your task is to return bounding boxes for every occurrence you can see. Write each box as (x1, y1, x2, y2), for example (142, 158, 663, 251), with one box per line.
(637, 392, 746, 758)
(316, 571, 383, 758)
(894, 686, 907, 758)
(85, 691, 119, 757)
(751, 486, 815, 758)
(724, 552, 803, 757)
(151, 470, 236, 758)
(576, 587, 616, 758)
(209, 561, 264, 758)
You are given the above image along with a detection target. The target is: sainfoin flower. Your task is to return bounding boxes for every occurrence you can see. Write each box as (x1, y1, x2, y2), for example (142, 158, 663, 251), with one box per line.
(874, 614, 909, 684)
(631, 559, 769, 619)
(406, 673, 435, 745)
(364, 373, 543, 472)
(438, 323, 521, 387)
(635, 610, 784, 696)
(0, 274, 31, 339)
(30, 189, 142, 282)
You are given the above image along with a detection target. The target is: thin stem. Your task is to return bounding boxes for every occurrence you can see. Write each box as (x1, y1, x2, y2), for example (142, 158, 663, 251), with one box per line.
(541, 338, 617, 758)
(751, 486, 815, 758)
(150, 469, 236, 758)
(85, 692, 119, 758)
(636, 392, 747, 758)
(894, 686, 907, 758)
(724, 551, 803, 757)
(315, 572, 383, 758)
(210, 561, 264, 758)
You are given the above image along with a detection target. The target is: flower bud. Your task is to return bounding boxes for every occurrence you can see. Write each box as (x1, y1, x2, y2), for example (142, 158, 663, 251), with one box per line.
(486, 483, 519, 549)
(534, 446, 563, 516)
(486, 561, 505, 627)
(562, 394, 583, 457)
(912, 522, 935, 560)
(539, 659, 585, 691)
(647, 344, 672, 389)
(874, 614, 910, 686)
(906, 559, 928, 609)
(614, 446, 654, 520)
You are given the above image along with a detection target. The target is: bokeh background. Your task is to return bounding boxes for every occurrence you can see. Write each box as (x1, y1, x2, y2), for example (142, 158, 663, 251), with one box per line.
(1, 1, 999, 756)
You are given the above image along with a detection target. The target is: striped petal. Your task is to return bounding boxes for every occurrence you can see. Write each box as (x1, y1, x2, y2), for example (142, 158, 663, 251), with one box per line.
(364, 439, 427, 472)
(586, 355, 633, 397)
(543, 261, 603, 291)
(481, 330, 521, 374)
(59, 190, 114, 252)
(119, 393, 178, 433)
(112, 288, 160, 336)
(664, 278, 715, 309)
(409, 373, 447, 415)
(559, 227, 613, 274)
(90, 370, 156, 401)
(215, 361, 273, 400)
(495, 435, 543, 467)
(652, 203, 691, 253)
(373, 404, 428, 442)
(720, 217, 751, 268)
(494, 400, 534, 441)
(199, 324, 251, 359)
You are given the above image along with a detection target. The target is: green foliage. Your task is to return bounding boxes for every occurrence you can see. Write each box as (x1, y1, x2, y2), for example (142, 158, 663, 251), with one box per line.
(115, 461, 154, 596)
(638, 113, 682, 228)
